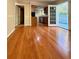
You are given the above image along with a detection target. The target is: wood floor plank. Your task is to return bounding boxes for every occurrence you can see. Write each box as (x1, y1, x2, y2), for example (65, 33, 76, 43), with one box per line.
(7, 26, 70, 59)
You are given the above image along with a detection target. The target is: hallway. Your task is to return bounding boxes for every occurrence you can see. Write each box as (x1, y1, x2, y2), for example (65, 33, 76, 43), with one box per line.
(7, 26, 70, 59)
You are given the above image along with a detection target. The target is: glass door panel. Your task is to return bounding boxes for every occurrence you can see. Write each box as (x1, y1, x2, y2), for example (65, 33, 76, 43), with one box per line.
(48, 5, 56, 26)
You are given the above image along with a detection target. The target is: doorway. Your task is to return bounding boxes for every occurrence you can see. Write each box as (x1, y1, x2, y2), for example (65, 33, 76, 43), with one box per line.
(15, 5, 24, 27)
(20, 7, 24, 25)
(31, 5, 37, 26)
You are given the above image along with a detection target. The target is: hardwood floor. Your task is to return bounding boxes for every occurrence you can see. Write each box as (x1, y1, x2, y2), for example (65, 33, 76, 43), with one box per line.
(7, 26, 70, 59)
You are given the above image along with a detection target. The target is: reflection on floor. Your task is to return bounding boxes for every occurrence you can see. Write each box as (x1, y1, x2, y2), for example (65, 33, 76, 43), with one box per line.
(7, 26, 70, 59)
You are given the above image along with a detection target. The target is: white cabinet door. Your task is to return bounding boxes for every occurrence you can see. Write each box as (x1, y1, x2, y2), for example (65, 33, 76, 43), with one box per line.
(48, 5, 57, 26)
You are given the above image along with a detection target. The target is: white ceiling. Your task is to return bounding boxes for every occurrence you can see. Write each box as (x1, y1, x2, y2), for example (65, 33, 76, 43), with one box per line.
(16, 0, 67, 6)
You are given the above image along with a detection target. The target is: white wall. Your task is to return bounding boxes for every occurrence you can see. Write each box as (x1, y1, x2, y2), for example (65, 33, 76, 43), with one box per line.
(7, 0, 15, 37)
(35, 7, 45, 17)
(24, 3, 31, 26)
(15, 6, 20, 26)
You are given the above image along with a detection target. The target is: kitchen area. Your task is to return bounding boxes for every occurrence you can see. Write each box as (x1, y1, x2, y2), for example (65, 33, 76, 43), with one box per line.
(31, 5, 48, 26)
(38, 6, 48, 26)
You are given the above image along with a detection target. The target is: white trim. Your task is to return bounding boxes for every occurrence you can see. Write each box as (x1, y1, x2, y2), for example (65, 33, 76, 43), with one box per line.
(15, 3, 24, 6)
(30, 4, 32, 26)
(7, 28, 15, 37)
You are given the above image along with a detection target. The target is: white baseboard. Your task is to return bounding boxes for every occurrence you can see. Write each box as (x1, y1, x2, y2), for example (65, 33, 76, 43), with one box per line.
(7, 28, 15, 37)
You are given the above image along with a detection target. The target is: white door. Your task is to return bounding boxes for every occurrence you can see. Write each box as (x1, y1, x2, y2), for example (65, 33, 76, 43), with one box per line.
(48, 5, 57, 26)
